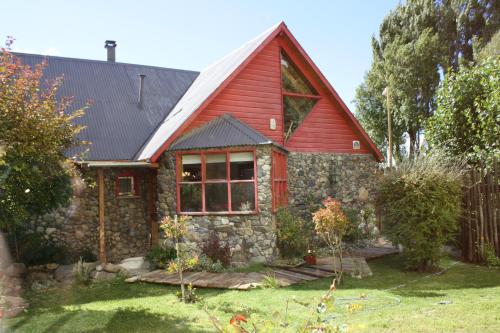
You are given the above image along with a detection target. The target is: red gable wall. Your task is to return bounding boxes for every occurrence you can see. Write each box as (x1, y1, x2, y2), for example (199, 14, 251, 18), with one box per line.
(182, 35, 372, 155)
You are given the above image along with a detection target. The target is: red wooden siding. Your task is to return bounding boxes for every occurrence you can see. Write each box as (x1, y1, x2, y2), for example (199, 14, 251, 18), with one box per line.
(181, 34, 372, 155)
(184, 38, 285, 146)
(285, 97, 370, 153)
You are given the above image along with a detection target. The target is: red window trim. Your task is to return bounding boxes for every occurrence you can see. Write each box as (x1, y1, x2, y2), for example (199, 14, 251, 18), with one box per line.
(176, 148, 259, 215)
(115, 172, 140, 197)
(272, 149, 288, 212)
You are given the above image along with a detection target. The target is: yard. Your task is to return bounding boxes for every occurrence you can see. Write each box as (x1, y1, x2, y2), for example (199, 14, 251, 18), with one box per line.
(6, 255, 500, 333)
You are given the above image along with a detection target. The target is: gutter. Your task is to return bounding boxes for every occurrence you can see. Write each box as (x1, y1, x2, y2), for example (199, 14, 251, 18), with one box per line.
(76, 161, 158, 168)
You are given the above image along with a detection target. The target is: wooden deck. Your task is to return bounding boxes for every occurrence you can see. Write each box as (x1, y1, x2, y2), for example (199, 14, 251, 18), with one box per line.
(135, 256, 375, 289)
(133, 245, 398, 289)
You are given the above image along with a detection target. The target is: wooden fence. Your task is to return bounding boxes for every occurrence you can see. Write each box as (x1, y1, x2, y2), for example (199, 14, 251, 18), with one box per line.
(460, 163, 499, 262)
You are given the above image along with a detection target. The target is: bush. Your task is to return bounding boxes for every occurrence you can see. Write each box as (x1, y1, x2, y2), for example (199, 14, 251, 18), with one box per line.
(275, 208, 310, 258)
(145, 245, 177, 269)
(344, 207, 377, 244)
(194, 254, 225, 273)
(8, 230, 70, 265)
(378, 155, 463, 271)
(73, 257, 93, 285)
(202, 233, 231, 267)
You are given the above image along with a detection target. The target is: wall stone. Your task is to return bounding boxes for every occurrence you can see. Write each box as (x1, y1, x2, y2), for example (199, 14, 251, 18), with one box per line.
(157, 146, 277, 264)
(287, 152, 381, 227)
(32, 168, 152, 262)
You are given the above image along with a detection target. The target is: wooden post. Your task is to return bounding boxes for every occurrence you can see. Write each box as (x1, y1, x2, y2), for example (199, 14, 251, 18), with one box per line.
(97, 168, 107, 264)
(148, 170, 158, 246)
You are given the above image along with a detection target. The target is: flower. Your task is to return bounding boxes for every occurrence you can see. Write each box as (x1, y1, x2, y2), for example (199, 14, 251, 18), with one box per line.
(229, 314, 247, 325)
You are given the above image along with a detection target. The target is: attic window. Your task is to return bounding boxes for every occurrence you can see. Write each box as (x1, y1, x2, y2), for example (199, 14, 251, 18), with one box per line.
(280, 51, 320, 141)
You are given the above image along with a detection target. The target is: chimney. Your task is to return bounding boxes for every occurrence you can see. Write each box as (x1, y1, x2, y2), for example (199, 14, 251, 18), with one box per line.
(138, 74, 146, 109)
(104, 40, 117, 62)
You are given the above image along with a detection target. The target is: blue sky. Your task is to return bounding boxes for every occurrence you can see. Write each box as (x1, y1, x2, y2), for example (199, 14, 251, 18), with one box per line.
(0, 0, 399, 111)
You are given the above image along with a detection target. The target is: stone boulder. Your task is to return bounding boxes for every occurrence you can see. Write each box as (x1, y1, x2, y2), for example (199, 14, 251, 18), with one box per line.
(103, 263, 122, 273)
(118, 257, 150, 276)
(5, 263, 27, 278)
(54, 264, 74, 282)
(94, 271, 116, 281)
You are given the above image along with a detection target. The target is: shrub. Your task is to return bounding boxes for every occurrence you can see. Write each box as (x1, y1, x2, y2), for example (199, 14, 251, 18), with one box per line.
(202, 233, 231, 267)
(484, 243, 500, 268)
(194, 254, 225, 273)
(275, 208, 310, 258)
(73, 257, 93, 285)
(8, 230, 70, 265)
(344, 207, 377, 244)
(313, 197, 349, 283)
(145, 245, 177, 269)
(378, 155, 463, 272)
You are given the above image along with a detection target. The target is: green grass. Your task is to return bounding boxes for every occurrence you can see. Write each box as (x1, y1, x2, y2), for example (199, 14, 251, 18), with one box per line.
(6, 255, 500, 332)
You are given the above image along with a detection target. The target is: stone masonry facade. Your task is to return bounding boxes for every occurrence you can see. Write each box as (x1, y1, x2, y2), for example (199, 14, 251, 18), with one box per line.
(32, 168, 152, 262)
(31, 150, 380, 264)
(287, 152, 381, 231)
(157, 145, 278, 264)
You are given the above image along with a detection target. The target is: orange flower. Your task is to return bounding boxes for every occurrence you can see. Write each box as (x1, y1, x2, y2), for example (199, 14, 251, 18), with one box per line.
(230, 314, 247, 325)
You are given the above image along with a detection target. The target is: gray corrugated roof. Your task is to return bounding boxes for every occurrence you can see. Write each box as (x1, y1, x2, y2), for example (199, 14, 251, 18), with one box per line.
(14, 53, 199, 161)
(170, 114, 272, 151)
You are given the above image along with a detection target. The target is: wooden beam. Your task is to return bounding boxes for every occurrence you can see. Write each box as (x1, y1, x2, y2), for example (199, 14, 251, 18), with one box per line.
(97, 168, 107, 264)
(148, 170, 158, 246)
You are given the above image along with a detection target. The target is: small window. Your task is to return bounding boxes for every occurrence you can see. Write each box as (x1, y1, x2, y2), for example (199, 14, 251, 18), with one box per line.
(116, 175, 137, 196)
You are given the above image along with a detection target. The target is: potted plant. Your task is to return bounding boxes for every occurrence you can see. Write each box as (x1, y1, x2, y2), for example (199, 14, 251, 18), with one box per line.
(303, 248, 317, 265)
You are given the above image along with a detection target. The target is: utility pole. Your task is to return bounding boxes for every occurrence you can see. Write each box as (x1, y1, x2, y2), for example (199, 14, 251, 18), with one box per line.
(383, 87, 392, 168)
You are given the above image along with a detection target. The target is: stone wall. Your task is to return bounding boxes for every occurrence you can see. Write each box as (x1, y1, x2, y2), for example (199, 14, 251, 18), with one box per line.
(287, 152, 380, 223)
(32, 168, 152, 262)
(157, 145, 277, 264)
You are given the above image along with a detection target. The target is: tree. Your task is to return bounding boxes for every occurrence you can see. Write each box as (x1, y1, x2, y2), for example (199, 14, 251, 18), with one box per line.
(0, 38, 87, 231)
(354, 0, 500, 160)
(355, 0, 443, 160)
(427, 56, 500, 167)
(312, 198, 349, 284)
(160, 215, 198, 303)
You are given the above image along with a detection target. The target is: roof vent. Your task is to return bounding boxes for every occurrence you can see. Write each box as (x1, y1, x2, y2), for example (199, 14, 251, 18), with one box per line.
(104, 40, 117, 62)
(138, 74, 146, 109)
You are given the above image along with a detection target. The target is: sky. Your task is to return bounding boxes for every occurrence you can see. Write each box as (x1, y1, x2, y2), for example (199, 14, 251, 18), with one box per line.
(0, 0, 400, 111)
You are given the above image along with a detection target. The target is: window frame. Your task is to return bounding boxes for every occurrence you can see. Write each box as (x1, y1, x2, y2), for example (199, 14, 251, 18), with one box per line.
(115, 172, 140, 197)
(176, 148, 259, 215)
(272, 149, 288, 211)
(279, 48, 321, 143)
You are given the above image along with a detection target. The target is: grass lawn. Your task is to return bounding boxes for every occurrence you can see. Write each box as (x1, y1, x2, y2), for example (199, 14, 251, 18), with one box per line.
(5, 255, 500, 333)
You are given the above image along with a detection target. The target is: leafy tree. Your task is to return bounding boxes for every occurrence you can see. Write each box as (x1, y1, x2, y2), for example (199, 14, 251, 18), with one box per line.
(0, 38, 87, 230)
(355, 0, 500, 159)
(427, 56, 500, 166)
(355, 0, 443, 160)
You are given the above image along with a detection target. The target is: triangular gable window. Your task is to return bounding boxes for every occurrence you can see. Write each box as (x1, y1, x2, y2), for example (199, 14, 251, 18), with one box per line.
(280, 51, 320, 141)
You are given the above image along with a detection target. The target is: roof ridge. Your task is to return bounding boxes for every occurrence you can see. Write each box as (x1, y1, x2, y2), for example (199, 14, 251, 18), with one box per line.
(220, 114, 270, 143)
(10, 51, 200, 74)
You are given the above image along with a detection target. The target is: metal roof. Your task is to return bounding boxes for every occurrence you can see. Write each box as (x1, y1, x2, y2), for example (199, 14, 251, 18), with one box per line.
(14, 53, 199, 161)
(136, 22, 283, 160)
(170, 114, 272, 151)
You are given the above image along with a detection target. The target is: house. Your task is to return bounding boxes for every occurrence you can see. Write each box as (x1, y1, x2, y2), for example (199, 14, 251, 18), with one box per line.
(17, 22, 383, 264)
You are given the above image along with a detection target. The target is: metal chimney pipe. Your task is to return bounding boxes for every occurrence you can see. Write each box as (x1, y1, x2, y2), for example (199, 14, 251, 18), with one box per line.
(104, 40, 117, 62)
(138, 74, 146, 109)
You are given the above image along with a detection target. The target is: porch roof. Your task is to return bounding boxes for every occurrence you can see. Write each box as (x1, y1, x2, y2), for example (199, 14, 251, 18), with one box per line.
(169, 114, 273, 151)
